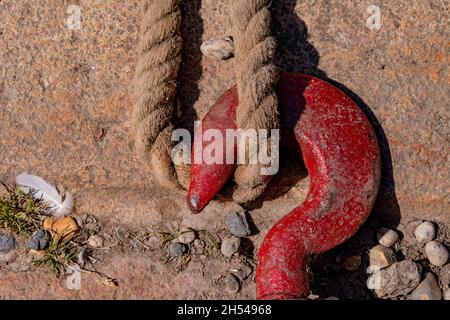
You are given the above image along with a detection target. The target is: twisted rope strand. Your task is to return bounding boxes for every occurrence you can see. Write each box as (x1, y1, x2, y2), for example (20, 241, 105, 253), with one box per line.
(231, 0, 280, 203)
(131, 0, 183, 188)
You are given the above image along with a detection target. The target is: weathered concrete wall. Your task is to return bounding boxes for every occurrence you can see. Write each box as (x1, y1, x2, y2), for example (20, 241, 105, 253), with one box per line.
(0, 0, 448, 299)
(1, 0, 447, 223)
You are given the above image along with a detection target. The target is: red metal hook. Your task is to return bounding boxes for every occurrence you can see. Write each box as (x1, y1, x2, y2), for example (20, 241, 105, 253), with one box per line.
(187, 72, 381, 299)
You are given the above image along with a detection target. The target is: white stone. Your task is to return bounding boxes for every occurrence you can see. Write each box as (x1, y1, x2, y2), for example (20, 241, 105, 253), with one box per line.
(425, 241, 449, 266)
(414, 221, 436, 243)
(65, 266, 81, 290)
(178, 227, 196, 244)
(200, 36, 234, 60)
(87, 235, 104, 248)
(376, 228, 399, 247)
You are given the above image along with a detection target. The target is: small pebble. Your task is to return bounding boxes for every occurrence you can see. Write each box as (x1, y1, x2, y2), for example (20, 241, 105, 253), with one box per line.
(225, 273, 240, 294)
(192, 239, 206, 255)
(87, 235, 104, 248)
(0, 234, 16, 252)
(26, 230, 49, 250)
(369, 245, 397, 269)
(200, 36, 234, 60)
(144, 236, 161, 250)
(178, 227, 196, 244)
(168, 242, 187, 257)
(342, 255, 361, 271)
(444, 289, 450, 300)
(425, 240, 449, 266)
(376, 228, 399, 247)
(235, 261, 253, 280)
(77, 248, 87, 268)
(410, 273, 442, 300)
(221, 235, 241, 257)
(225, 211, 251, 238)
(0, 250, 17, 263)
(414, 221, 436, 243)
(129, 238, 140, 249)
(65, 267, 81, 290)
(307, 293, 320, 300)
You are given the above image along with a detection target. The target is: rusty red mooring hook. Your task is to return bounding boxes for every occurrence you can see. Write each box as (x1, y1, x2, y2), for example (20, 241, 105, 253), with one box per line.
(187, 72, 381, 299)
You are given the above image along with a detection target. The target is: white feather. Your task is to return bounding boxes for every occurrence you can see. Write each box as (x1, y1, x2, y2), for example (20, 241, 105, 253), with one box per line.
(15, 173, 73, 217)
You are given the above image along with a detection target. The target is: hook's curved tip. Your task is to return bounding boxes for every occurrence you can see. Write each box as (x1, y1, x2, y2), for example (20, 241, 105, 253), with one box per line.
(187, 194, 202, 214)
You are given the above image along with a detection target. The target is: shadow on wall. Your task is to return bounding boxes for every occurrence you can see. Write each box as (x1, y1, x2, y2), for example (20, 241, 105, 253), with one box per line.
(177, 0, 203, 133)
(270, 0, 401, 299)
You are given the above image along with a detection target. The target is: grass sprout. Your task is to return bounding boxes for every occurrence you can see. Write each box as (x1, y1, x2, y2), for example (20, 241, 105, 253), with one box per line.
(0, 182, 44, 235)
(33, 236, 78, 277)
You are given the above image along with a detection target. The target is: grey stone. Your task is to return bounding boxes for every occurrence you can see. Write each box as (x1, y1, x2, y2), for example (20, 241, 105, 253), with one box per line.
(220, 235, 241, 257)
(225, 211, 251, 238)
(410, 273, 442, 300)
(26, 230, 49, 250)
(0, 234, 16, 252)
(425, 241, 449, 266)
(376, 228, 400, 247)
(178, 227, 196, 244)
(168, 242, 187, 257)
(372, 261, 421, 298)
(369, 245, 397, 269)
(414, 221, 436, 243)
(225, 273, 240, 294)
(200, 36, 234, 60)
(129, 239, 140, 249)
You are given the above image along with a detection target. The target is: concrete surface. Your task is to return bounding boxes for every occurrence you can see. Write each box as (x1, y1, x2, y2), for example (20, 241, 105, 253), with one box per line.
(0, 0, 448, 299)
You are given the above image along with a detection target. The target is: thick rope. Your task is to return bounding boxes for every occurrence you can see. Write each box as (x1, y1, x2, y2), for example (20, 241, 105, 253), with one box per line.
(131, 0, 188, 189)
(230, 0, 280, 203)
